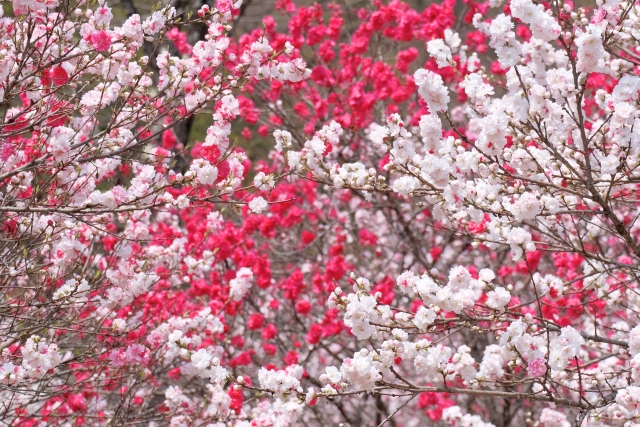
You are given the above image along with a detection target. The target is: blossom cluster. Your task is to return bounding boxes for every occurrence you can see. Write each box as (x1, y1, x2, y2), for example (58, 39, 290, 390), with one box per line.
(4, 0, 640, 425)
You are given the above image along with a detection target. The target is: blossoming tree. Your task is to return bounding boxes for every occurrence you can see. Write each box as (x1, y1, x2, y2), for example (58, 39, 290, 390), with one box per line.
(3, 0, 640, 426)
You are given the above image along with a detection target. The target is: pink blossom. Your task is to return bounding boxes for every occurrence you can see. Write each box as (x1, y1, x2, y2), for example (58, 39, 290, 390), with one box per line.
(527, 358, 547, 377)
(89, 31, 112, 52)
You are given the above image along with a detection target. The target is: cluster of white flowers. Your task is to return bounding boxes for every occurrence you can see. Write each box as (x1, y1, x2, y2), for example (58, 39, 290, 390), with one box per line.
(338, 349, 381, 391)
(258, 365, 304, 397)
(497, 317, 588, 378)
(229, 267, 254, 301)
(538, 408, 571, 427)
(418, 113, 443, 152)
(616, 386, 640, 418)
(343, 292, 382, 340)
(147, 307, 225, 373)
(504, 192, 541, 222)
(249, 196, 268, 214)
(325, 267, 519, 394)
(629, 324, 640, 355)
(330, 162, 378, 195)
(395, 266, 494, 315)
(80, 82, 122, 115)
(413, 69, 450, 112)
(253, 172, 275, 191)
(103, 262, 157, 308)
(256, 58, 311, 83)
(548, 327, 584, 371)
(187, 348, 228, 384)
(443, 406, 496, 427)
(53, 278, 90, 303)
(426, 39, 452, 68)
(504, 226, 536, 261)
(0, 361, 25, 385)
(19, 336, 62, 380)
(478, 14, 521, 68)
(190, 159, 219, 185)
(273, 129, 293, 152)
(243, 398, 304, 427)
(284, 121, 343, 177)
(460, 73, 494, 111)
(46, 126, 76, 162)
(485, 286, 511, 311)
(574, 23, 607, 73)
(510, 0, 561, 41)
(164, 385, 192, 411)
